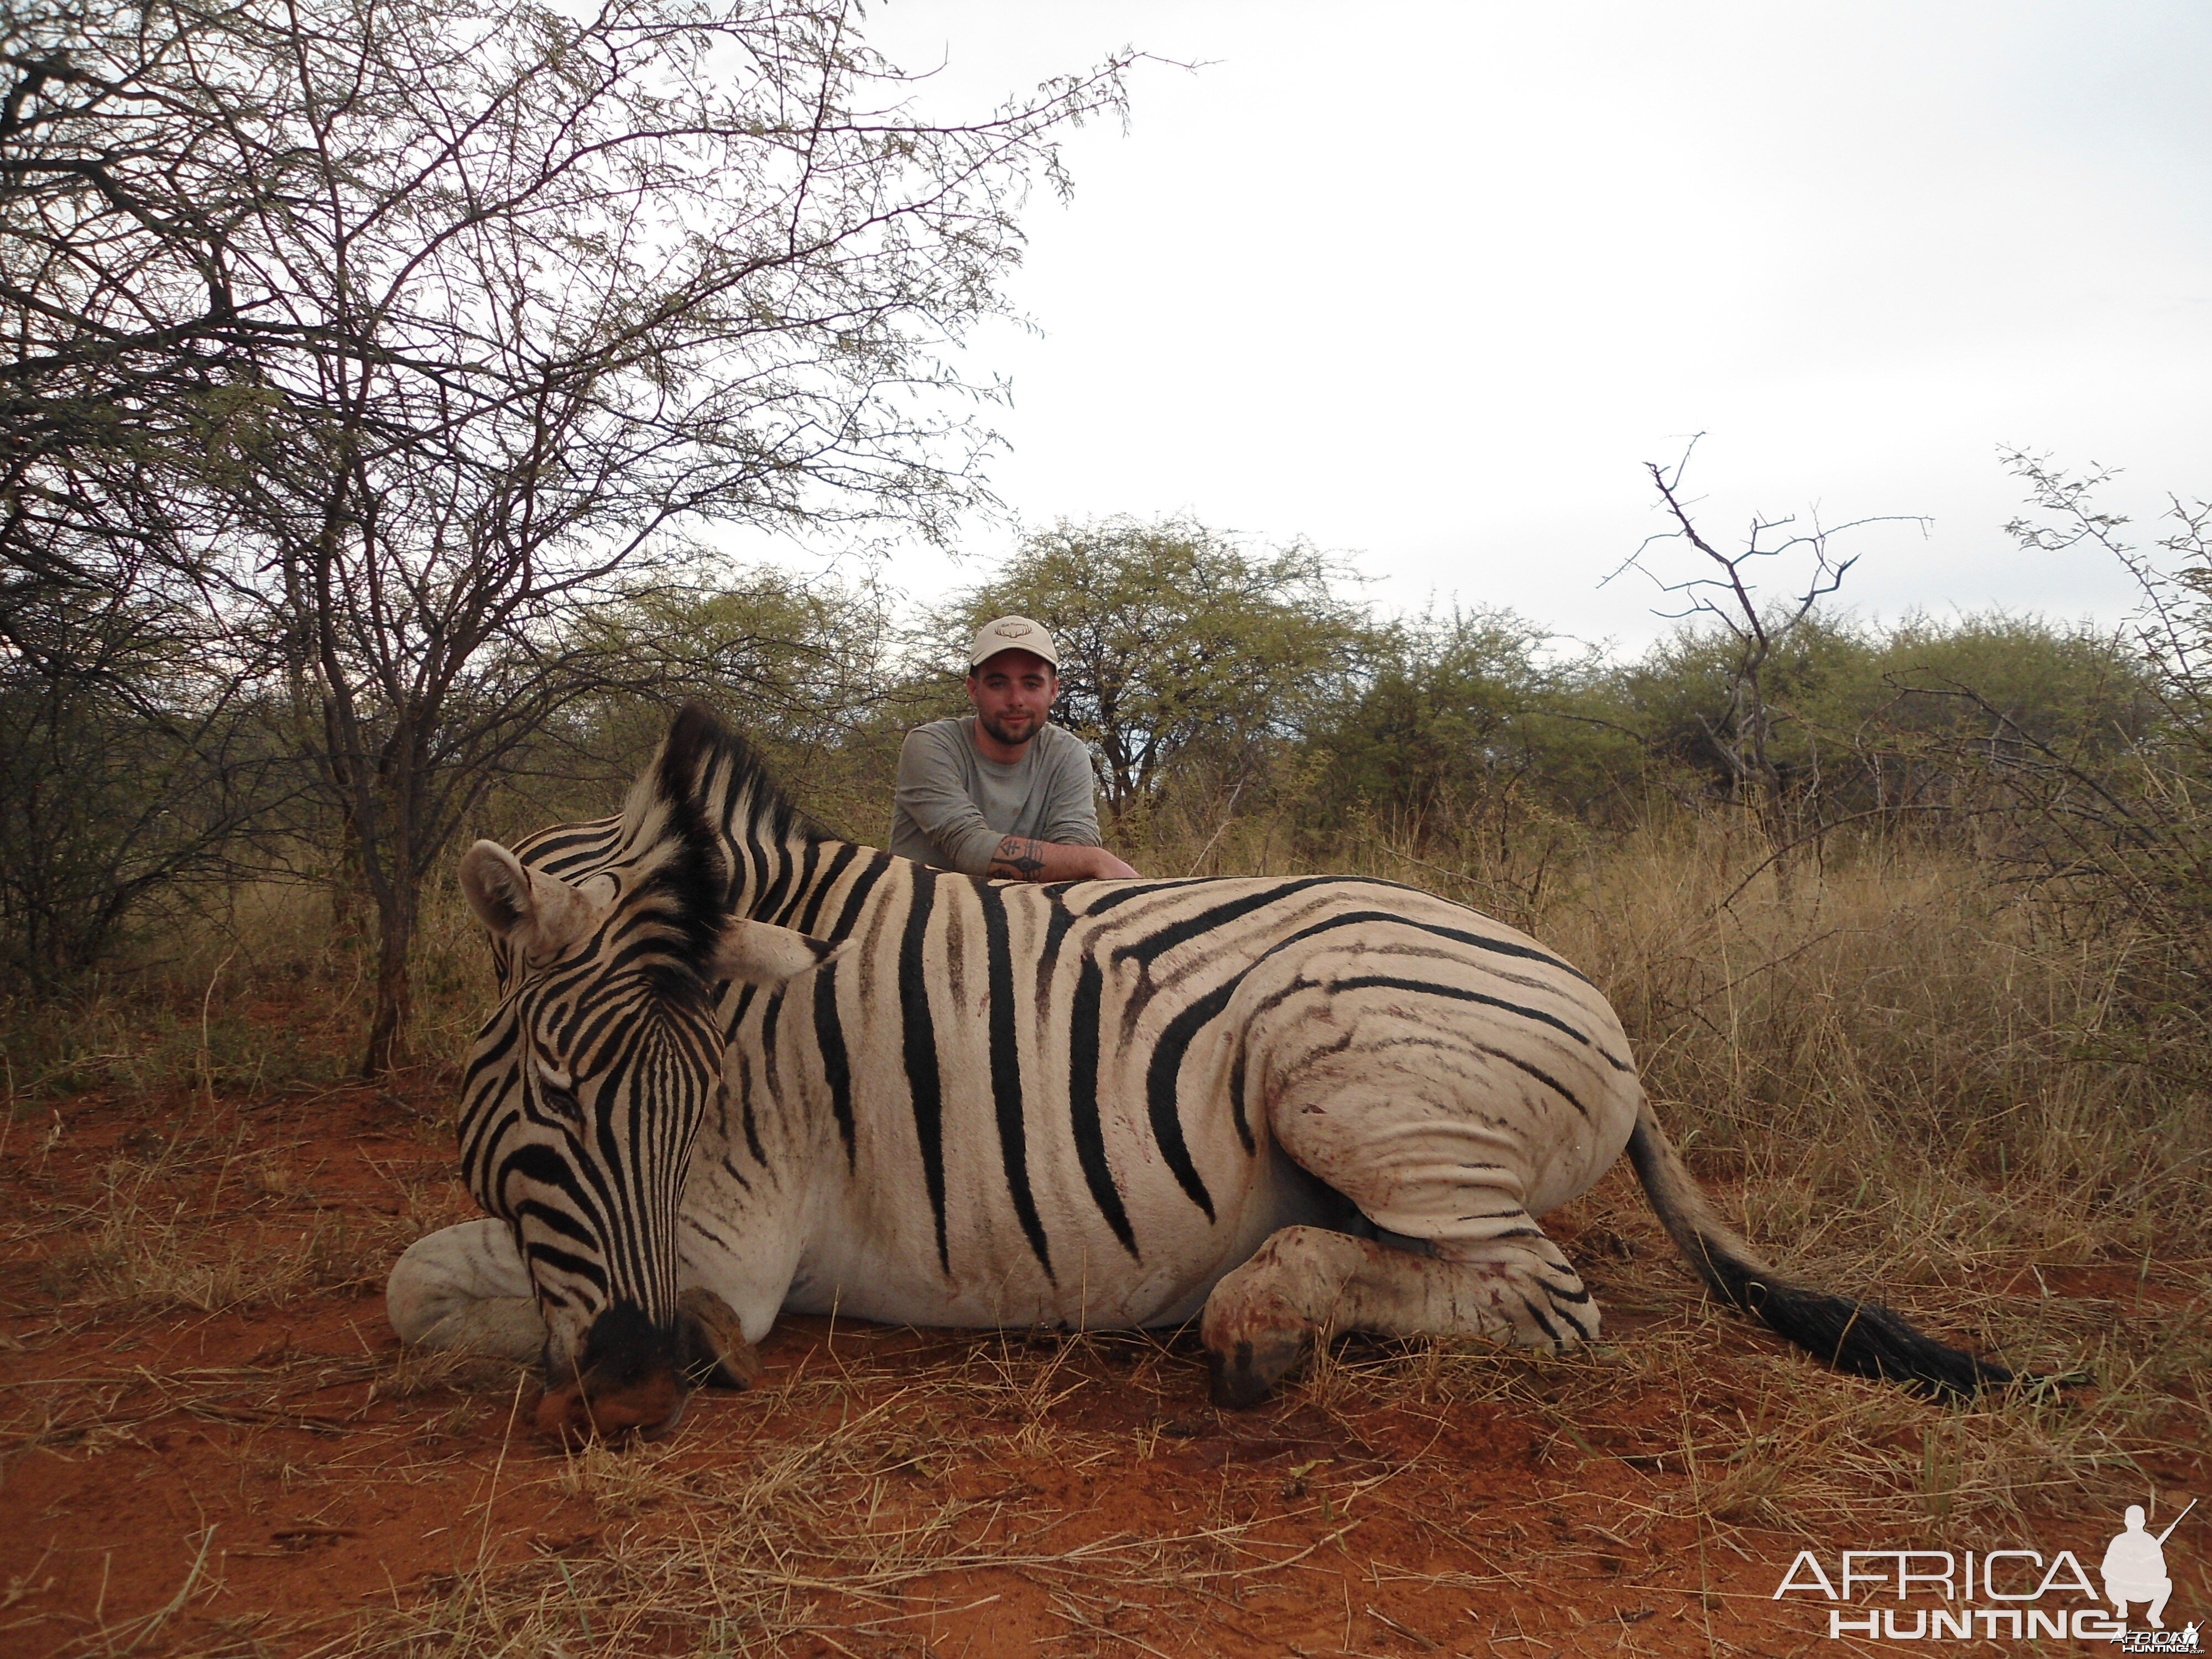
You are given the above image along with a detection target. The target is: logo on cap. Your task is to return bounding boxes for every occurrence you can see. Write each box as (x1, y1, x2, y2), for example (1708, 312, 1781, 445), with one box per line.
(971, 615, 1058, 667)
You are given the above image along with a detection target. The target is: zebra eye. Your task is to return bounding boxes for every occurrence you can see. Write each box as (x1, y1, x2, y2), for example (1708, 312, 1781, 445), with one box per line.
(533, 1061, 583, 1125)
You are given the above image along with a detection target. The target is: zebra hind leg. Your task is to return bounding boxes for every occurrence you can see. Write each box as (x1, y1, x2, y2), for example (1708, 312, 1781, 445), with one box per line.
(385, 1217, 546, 1363)
(1199, 1222, 1600, 1408)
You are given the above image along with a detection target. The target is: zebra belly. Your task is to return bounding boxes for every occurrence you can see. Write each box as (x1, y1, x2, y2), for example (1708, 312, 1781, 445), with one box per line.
(777, 1140, 1340, 1329)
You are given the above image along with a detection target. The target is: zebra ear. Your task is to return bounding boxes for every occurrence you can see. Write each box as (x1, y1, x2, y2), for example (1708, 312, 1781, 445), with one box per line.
(458, 839, 597, 962)
(707, 917, 844, 987)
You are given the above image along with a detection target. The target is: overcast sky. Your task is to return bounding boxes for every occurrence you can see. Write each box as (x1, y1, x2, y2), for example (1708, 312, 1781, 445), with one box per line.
(834, 1, 2210, 650)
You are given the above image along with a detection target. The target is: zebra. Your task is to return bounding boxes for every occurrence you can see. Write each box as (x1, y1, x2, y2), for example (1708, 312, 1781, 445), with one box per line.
(387, 703, 2015, 1440)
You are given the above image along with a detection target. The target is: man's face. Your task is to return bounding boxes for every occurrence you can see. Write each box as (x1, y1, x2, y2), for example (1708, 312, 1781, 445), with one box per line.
(967, 649, 1057, 750)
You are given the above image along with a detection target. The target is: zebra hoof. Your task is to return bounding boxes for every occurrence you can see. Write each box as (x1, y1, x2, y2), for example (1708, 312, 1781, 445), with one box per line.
(1207, 1332, 1307, 1409)
(677, 1287, 761, 1390)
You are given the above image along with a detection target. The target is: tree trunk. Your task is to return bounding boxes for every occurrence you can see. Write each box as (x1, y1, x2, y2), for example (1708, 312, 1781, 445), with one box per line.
(328, 825, 370, 949)
(1759, 789, 1798, 904)
(361, 880, 415, 1077)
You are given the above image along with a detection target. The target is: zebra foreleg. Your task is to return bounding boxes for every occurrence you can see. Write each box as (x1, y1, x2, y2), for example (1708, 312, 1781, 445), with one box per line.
(390, 1220, 762, 1393)
(386, 1218, 546, 1363)
(1199, 1223, 1600, 1407)
(675, 1286, 762, 1389)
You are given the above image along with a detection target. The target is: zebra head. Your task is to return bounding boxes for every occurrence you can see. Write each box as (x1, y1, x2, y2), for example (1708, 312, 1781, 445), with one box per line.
(455, 707, 833, 1441)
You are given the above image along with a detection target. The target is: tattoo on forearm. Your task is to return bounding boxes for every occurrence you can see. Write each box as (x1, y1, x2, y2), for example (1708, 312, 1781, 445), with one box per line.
(987, 835, 1047, 880)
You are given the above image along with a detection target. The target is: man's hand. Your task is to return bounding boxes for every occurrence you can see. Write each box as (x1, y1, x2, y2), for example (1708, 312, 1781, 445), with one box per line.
(984, 836, 1140, 883)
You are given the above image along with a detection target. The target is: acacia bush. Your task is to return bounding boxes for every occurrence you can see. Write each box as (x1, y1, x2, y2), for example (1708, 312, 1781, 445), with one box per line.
(1305, 607, 1641, 828)
(1938, 461, 2212, 1007)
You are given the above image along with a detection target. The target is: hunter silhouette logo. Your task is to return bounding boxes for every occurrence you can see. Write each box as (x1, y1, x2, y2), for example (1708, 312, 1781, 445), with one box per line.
(1770, 1497, 2198, 1646)
(2104, 1501, 2189, 1629)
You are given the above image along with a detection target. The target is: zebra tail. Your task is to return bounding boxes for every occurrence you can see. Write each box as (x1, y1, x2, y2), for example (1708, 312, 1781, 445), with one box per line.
(1623, 1101, 2015, 1397)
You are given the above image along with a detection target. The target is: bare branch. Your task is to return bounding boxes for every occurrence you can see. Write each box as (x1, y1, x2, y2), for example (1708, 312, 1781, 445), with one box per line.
(1609, 443, 1925, 892)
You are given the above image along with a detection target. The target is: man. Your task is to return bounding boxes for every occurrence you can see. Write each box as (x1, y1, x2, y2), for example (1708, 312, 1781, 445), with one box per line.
(889, 615, 1139, 881)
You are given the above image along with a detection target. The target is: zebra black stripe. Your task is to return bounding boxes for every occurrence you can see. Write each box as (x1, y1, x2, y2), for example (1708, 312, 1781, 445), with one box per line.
(1144, 975, 1240, 1217)
(1067, 951, 1138, 1259)
(794, 843, 859, 935)
(982, 885, 1053, 1276)
(812, 959, 855, 1168)
(898, 869, 952, 1271)
(1110, 877, 1344, 968)
(1329, 974, 1629, 1072)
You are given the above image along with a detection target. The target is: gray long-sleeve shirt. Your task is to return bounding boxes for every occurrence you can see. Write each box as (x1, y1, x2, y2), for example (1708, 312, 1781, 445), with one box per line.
(887, 717, 1102, 875)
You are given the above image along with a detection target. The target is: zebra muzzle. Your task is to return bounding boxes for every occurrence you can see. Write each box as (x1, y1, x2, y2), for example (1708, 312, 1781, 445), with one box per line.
(533, 1369, 687, 1444)
(534, 1299, 691, 1445)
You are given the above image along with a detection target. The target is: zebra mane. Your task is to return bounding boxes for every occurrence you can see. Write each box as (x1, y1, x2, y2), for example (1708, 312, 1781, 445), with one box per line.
(617, 703, 831, 966)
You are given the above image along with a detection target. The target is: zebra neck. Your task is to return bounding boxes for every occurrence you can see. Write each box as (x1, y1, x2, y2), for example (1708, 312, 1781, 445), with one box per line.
(738, 836, 902, 943)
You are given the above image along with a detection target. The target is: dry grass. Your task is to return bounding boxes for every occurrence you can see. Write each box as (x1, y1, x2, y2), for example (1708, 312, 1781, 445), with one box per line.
(309, 1333, 1480, 1658)
(6, 1244, 2204, 1655)
(0, 873, 495, 1114)
(1556, 823, 2212, 1264)
(238, 1290, 2204, 1658)
(8, 1093, 477, 1340)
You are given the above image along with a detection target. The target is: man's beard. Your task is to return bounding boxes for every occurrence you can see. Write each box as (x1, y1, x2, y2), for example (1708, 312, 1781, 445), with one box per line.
(978, 709, 1039, 749)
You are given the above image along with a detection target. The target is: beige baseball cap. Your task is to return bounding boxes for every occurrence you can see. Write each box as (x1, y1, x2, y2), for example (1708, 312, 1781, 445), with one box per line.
(968, 614, 1060, 670)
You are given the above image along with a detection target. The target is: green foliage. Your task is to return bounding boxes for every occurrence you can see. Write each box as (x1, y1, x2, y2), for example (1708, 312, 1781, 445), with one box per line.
(937, 519, 1376, 822)
(474, 569, 924, 845)
(1615, 612, 2159, 818)
(1817, 616, 2162, 821)
(1845, 614, 2154, 743)
(3, 0, 1135, 1071)
(0, 673, 181, 984)
(19, 469, 2212, 1031)
(1615, 614, 1861, 796)
(1306, 607, 1642, 828)
(1956, 456, 2212, 991)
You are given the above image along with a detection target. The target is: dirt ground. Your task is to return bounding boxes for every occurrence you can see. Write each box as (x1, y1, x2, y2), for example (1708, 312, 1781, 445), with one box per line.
(3, 1057, 2206, 1656)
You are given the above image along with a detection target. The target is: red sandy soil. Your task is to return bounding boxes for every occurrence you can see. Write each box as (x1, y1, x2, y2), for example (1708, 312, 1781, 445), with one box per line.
(3, 1057, 2205, 1657)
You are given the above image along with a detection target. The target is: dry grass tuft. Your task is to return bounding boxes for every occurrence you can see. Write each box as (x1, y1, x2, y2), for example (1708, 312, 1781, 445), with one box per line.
(269, 1274, 2201, 1657)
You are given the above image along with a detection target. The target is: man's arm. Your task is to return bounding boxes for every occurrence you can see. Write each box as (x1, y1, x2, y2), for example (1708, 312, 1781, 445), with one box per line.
(984, 835, 1138, 883)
